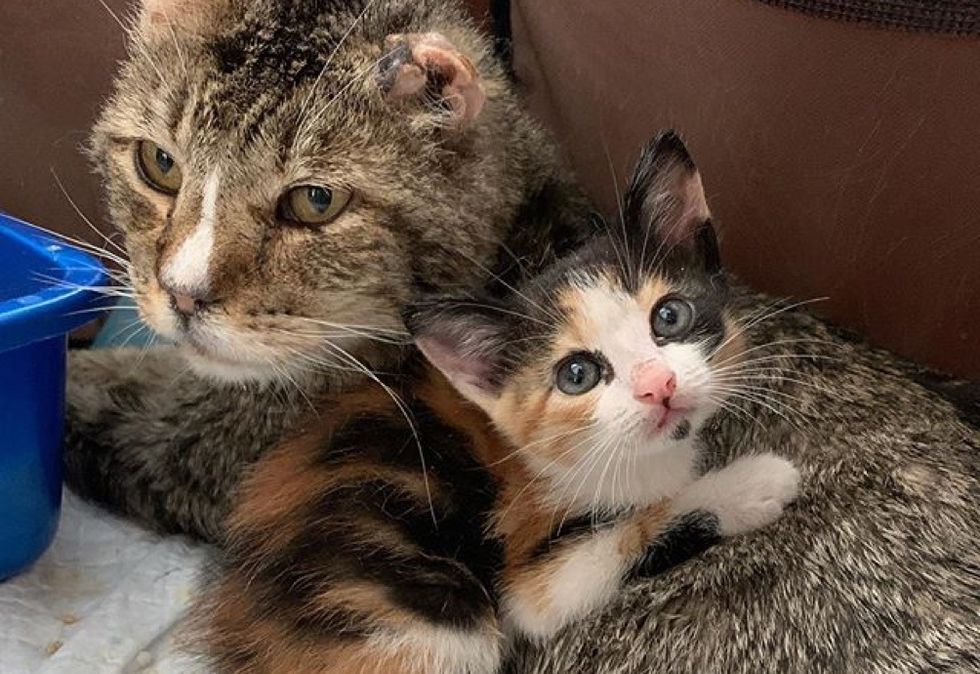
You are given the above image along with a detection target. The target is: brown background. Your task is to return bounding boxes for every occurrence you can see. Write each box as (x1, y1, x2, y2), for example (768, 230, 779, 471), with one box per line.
(2, 0, 978, 378)
(511, 0, 980, 379)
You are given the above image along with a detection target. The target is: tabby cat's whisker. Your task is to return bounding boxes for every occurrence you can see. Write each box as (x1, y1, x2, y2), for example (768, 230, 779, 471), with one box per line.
(452, 248, 564, 325)
(295, 0, 380, 134)
(21, 218, 131, 270)
(50, 167, 129, 259)
(318, 339, 437, 526)
(95, 0, 171, 92)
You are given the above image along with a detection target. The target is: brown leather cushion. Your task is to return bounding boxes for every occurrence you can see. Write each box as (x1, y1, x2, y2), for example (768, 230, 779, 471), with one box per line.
(512, 0, 980, 379)
(0, 0, 127, 246)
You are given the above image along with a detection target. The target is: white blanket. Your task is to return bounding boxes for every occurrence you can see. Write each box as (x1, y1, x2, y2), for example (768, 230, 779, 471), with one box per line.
(0, 492, 211, 673)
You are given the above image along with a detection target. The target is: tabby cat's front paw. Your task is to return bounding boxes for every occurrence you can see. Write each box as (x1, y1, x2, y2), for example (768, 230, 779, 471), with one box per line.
(675, 453, 800, 537)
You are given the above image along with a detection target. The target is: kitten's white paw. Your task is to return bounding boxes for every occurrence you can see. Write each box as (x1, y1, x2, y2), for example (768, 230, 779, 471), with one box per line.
(675, 453, 800, 536)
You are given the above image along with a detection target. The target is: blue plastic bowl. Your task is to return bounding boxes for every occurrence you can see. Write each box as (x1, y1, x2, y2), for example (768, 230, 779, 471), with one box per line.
(0, 213, 107, 579)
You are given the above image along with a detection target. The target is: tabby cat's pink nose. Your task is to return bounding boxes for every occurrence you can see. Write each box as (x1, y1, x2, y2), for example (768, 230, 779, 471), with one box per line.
(172, 292, 198, 316)
(632, 361, 677, 405)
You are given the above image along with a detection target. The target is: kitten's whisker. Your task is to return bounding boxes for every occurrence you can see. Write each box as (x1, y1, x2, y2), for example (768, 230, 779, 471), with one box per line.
(711, 341, 841, 370)
(711, 396, 766, 429)
(496, 427, 600, 525)
(711, 382, 812, 411)
(599, 136, 634, 289)
(711, 297, 830, 360)
(284, 344, 377, 377)
(555, 434, 617, 534)
(712, 372, 835, 395)
(31, 273, 135, 298)
(274, 323, 409, 347)
(484, 423, 596, 467)
(546, 429, 615, 520)
(712, 387, 805, 431)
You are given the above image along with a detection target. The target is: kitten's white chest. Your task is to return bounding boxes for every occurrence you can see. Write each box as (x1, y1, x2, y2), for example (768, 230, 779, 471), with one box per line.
(534, 439, 700, 512)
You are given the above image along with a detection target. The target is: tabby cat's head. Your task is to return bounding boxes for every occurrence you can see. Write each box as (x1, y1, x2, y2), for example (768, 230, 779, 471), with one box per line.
(408, 132, 745, 469)
(92, 0, 541, 382)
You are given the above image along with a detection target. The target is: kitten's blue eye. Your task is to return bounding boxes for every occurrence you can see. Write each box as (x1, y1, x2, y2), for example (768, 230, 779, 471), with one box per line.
(652, 297, 695, 341)
(555, 353, 603, 395)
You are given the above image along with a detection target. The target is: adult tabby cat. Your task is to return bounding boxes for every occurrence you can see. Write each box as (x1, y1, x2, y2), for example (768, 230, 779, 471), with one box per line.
(65, 0, 589, 541)
(196, 131, 801, 673)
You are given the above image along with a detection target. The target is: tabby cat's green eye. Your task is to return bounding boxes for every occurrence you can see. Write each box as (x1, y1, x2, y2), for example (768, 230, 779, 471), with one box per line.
(135, 140, 183, 195)
(278, 185, 352, 226)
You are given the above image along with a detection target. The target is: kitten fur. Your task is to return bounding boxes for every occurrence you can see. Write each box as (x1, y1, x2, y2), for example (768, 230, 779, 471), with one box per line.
(195, 132, 800, 674)
(66, 0, 589, 541)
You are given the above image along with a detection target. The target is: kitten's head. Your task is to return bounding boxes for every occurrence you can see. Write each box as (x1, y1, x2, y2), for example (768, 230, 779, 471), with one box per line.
(92, 0, 542, 382)
(408, 131, 744, 466)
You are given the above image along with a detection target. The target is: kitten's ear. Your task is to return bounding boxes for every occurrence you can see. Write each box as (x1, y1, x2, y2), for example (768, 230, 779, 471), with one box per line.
(139, 0, 230, 37)
(378, 32, 486, 129)
(403, 298, 507, 411)
(624, 130, 720, 272)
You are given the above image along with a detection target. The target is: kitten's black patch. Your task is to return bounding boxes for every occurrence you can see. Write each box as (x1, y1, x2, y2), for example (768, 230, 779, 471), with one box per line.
(671, 419, 692, 441)
(633, 510, 720, 577)
(256, 382, 502, 633)
(528, 512, 620, 563)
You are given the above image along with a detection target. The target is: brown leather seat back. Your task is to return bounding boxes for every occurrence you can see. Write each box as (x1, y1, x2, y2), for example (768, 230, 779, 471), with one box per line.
(512, 0, 980, 378)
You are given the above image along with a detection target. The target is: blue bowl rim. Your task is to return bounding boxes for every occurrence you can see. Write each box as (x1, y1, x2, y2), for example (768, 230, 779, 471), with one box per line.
(0, 212, 110, 353)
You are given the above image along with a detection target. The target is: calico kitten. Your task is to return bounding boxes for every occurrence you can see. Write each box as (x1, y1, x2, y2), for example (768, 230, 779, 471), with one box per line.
(196, 132, 800, 673)
(66, 0, 589, 540)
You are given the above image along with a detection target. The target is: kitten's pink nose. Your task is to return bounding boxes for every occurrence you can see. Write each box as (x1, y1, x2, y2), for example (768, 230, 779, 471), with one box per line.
(632, 361, 677, 405)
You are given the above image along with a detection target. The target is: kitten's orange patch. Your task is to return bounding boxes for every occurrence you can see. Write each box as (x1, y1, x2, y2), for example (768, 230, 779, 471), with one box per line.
(228, 432, 329, 551)
(617, 501, 672, 558)
(314, 582, 416, 630)
(635, 276, 674, 314)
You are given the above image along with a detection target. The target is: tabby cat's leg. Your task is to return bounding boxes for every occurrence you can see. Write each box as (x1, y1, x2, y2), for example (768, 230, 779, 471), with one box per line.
(501, 453, 800, 640)
(65, 347, 307, 542)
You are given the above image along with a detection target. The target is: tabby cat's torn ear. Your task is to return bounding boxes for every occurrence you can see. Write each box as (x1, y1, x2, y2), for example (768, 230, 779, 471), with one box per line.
(624, 130, 720, 272)
(140, 0, 230, 36)
(378, 32, 486, 128)
(403, 298, 506, 410)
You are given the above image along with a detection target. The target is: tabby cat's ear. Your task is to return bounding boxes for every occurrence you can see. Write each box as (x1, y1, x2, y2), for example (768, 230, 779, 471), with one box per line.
(378, 32, 486, 129)
(623, 130, 720, 273)
(140, 0, 230, 36)
(403, 298, 507, 410)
